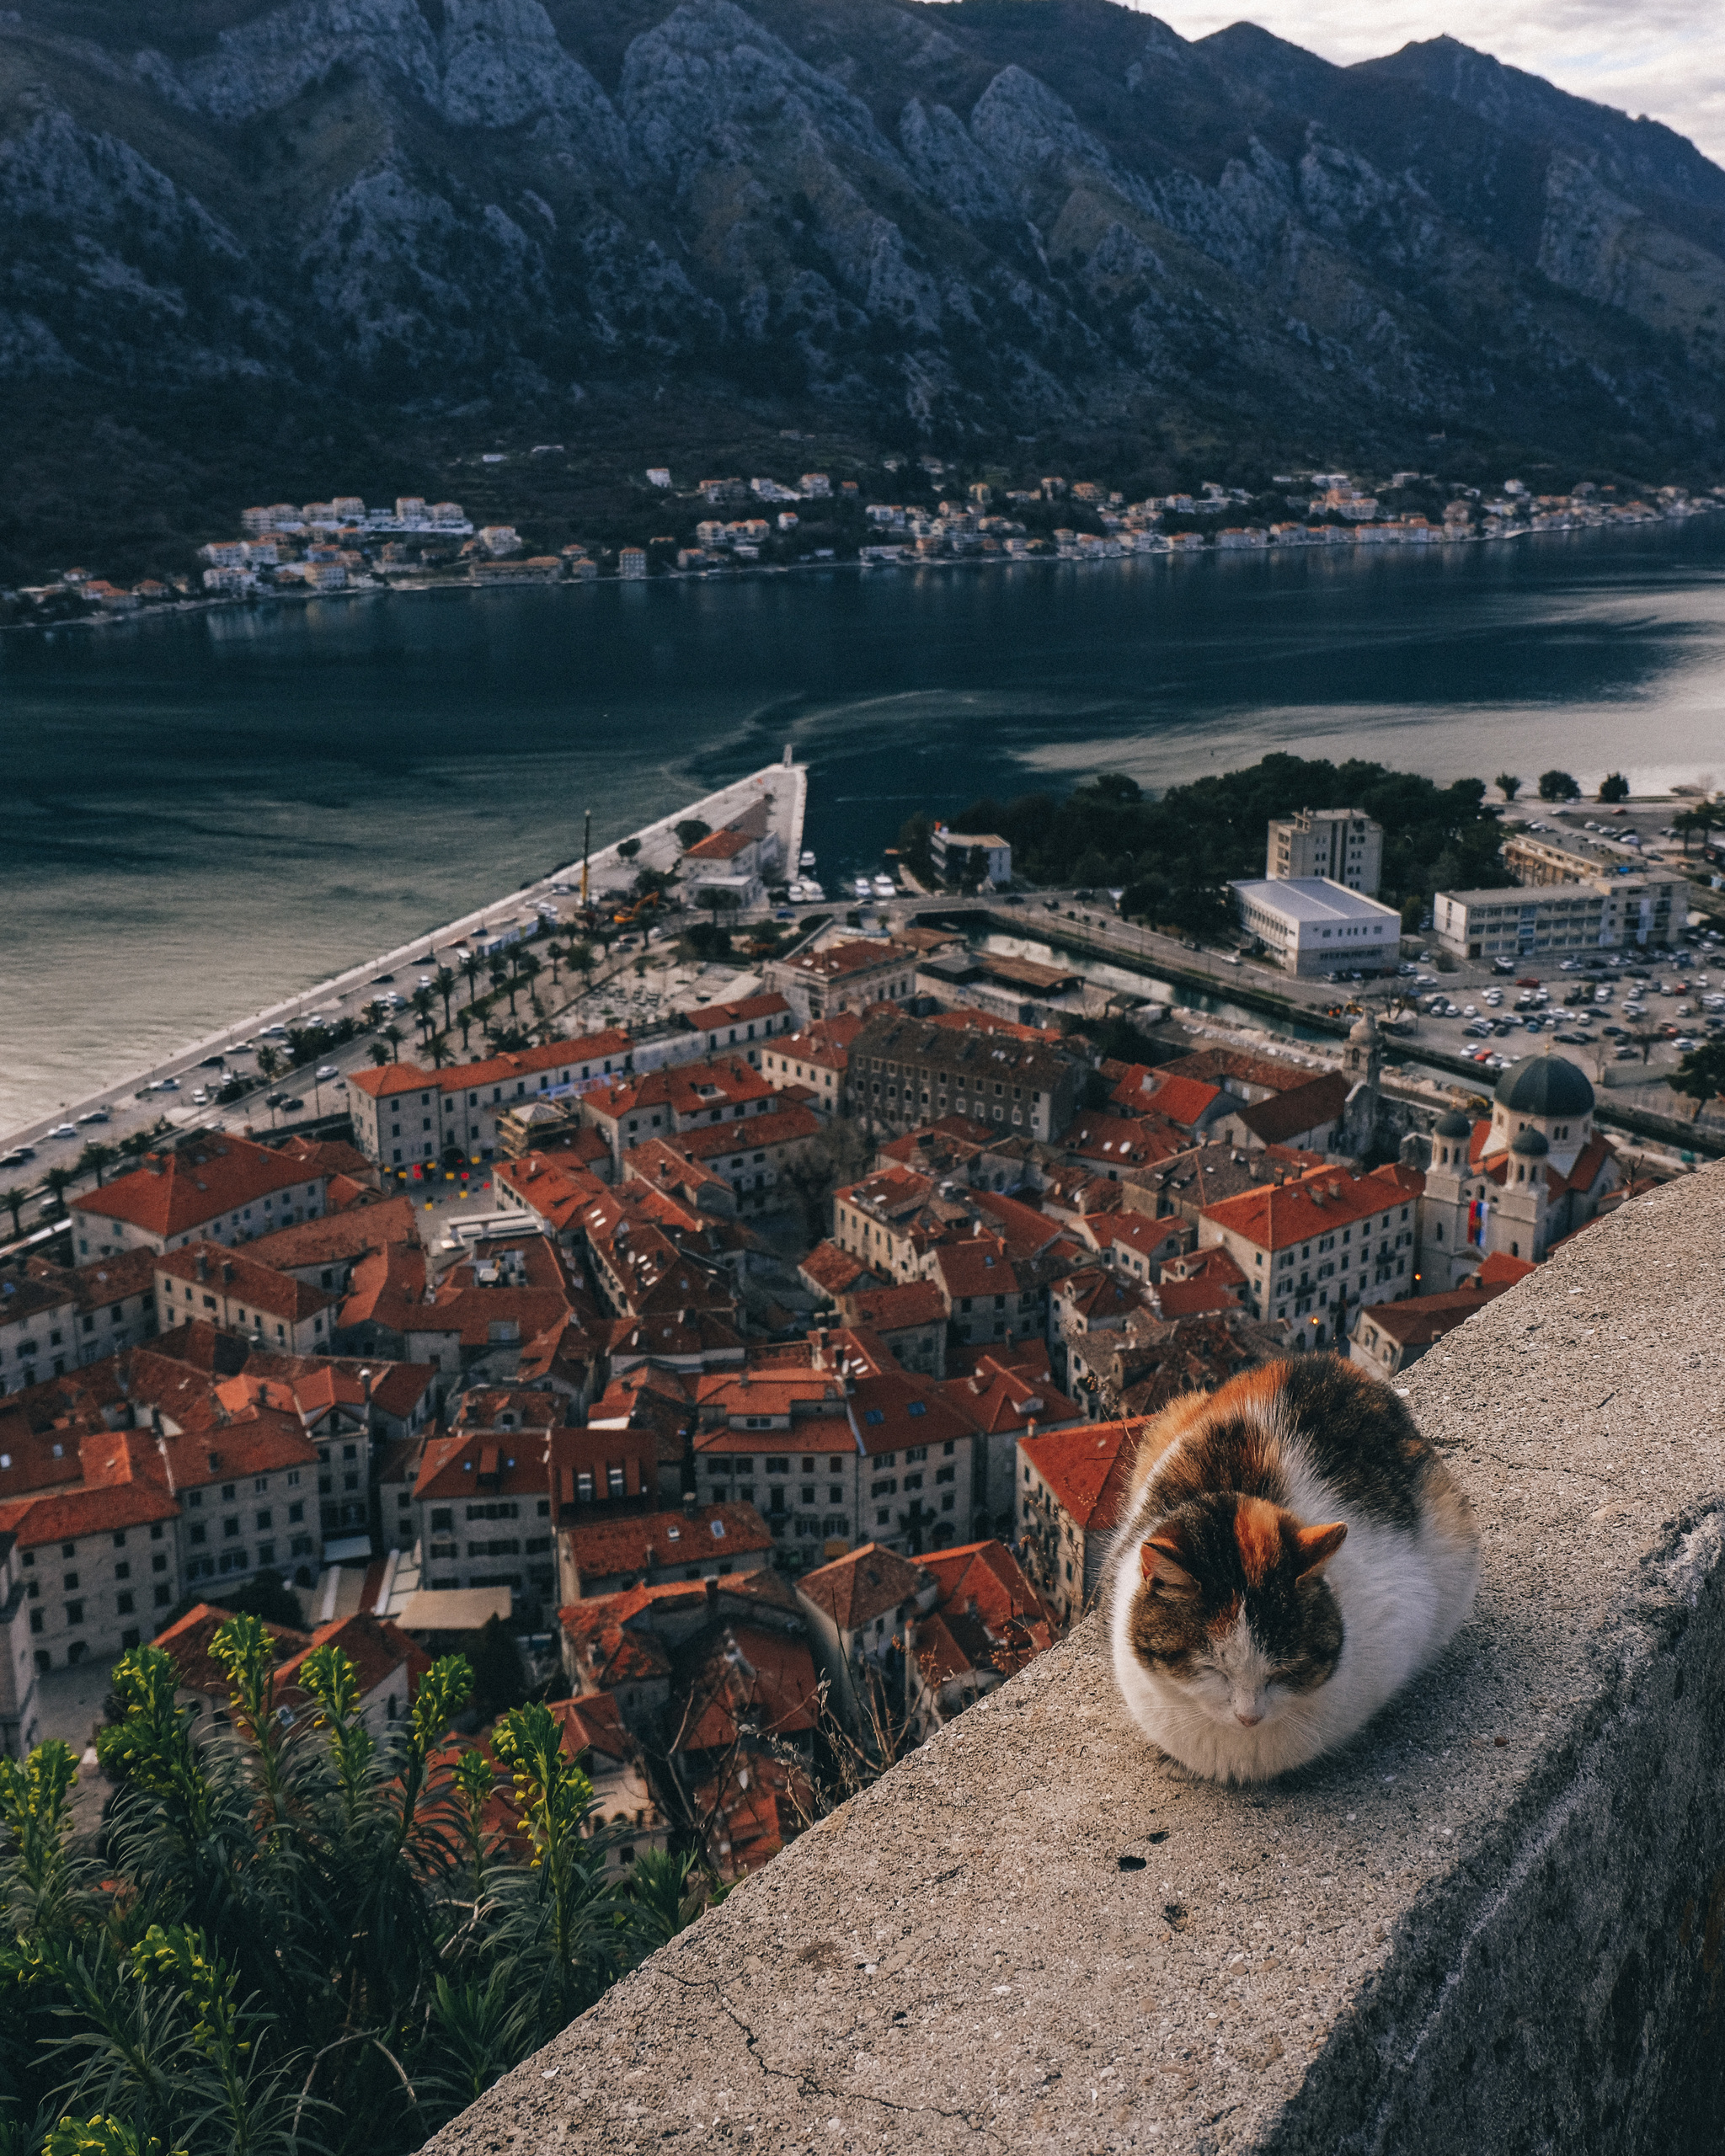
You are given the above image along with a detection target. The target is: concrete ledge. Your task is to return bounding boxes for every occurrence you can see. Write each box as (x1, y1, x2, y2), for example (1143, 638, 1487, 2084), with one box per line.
(429, 1169, 1725, 2155)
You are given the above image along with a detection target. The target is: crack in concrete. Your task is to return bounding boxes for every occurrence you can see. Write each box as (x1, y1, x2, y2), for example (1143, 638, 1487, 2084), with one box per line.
(659, 1965, 1011, 2147)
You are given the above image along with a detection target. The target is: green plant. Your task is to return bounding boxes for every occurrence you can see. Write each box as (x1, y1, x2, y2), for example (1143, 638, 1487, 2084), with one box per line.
(1537, 769, 1581, 801)
(0, 1621, 637, 2156)
(1494, 773, 1521, 801)
(1598, 771, 1630, 803)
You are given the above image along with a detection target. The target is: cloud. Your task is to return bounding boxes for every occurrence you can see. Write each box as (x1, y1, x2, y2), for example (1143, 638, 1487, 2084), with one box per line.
(1122, 0, 1725, 163)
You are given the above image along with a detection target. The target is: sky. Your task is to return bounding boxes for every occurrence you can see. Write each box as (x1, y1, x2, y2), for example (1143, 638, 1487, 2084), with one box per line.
(1092, 0, 1725, 165)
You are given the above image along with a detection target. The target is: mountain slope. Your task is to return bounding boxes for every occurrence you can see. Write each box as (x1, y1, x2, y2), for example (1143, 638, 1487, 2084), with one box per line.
(1, 0, 1722, 579)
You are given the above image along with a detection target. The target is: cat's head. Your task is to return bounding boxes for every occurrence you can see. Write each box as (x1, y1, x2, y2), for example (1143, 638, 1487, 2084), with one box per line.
(1126, 1493, 1347, 1732)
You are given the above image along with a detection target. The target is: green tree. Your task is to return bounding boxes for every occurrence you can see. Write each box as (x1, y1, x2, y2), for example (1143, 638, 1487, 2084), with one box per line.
(674, 819, 711, 850)
(254, 1046, 281, 1084)
(382, 1025, 405, 1065)
(434, 968, 458, 1029)
(1538, 770, 1581, 802)
(77, 1139, 117, 1187)
(460, 951, 485, 1005)
(616, 837, 642, 863)
(1495, 773, 1522, 802)
(1670, 1038, 1725, 1120)
(411, 986, 435, 1041)
(42, 1166, 75, 1215)
(1, 1187, 25, 1239)
(1598, 772, 1630, 803)
(368, 1041, 391, 1069)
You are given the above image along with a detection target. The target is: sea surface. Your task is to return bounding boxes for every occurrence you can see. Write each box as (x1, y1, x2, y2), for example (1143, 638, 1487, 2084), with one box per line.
(4, 520, 1724, 1133)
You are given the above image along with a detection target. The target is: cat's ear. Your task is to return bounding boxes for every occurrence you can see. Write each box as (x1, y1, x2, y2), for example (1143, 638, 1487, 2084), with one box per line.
(1294, 1522, 1348, 1578)
(1140, 1536, 1196, 1593)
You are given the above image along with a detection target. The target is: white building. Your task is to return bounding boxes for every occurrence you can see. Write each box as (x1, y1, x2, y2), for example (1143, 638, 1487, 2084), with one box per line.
(931, 827, 1012, 888)
(1267, 808, 1383, 894)
(1434, 876, 1680, 961)
(1230, 878, 1402, 975)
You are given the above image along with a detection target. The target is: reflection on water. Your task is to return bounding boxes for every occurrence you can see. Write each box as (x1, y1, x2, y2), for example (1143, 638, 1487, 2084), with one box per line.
(3, 520, 1722, 1127)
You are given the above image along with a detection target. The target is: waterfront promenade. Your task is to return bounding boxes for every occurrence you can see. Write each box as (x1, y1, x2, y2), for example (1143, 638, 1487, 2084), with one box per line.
(0, 755, 805, 1172)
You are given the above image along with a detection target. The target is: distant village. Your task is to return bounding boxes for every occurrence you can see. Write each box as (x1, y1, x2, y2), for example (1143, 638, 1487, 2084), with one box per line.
(0, 762, 1686, 1878)
(7, 461, 1721, 622)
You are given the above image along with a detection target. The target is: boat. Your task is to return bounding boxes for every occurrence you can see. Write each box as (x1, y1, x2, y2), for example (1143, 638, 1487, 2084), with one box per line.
(873, 875, 896, 899)
(802, 879, 825, 901)
(799, 850, 816, 868)
(853, 878, 872, 899)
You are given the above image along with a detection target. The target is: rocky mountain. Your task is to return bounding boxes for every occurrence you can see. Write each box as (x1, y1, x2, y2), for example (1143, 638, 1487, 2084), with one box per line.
(2, 0, 1722, 571)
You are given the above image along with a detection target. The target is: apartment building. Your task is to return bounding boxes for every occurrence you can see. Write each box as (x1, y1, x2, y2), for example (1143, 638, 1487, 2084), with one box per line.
(1197, 1162, 1421, 1351)
(1434, 873, 1680, 959)
(154, 1245, 338, 1355)
(348, 1030, 633, 1166)
(72, 1137, 331, 1258)
(1266, 808, 1383, 894)
(930, 827, 1013, 887)
(841, 1013, 1085, 1143)
(767, 938, 920, 1023)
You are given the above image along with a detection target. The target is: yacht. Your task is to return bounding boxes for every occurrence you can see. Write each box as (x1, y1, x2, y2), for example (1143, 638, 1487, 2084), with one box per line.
(799, 849, 816, 869)
(873, 874, 896, 900)
(853, 877, 872, 899)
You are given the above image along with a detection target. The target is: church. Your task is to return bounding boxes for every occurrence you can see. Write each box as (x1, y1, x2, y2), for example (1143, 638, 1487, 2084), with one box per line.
(1421, 1053, 1621, 1284)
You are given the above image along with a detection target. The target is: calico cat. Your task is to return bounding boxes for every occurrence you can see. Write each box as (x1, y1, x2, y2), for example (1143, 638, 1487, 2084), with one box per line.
(1107, 1357, 1479, 1784)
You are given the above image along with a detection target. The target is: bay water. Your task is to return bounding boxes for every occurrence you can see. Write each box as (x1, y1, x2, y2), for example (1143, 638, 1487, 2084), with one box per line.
(3, 519, 1723, 1134)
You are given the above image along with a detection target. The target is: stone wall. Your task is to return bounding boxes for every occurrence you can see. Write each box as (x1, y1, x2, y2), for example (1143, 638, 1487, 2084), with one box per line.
(427, 1166, 1725, 2155)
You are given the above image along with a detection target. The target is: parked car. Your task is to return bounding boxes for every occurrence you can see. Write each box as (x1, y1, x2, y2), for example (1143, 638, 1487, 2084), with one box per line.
(316, 1065, 339, 1081)
(199, 1054, 227, 1070)
(279, 1096, 304, 1111)
(157, 1078, 179, 1092)
(0, 1146, 36, 1167)
(190, 1090, 209, 1106)
(75, 1108, 109, 1125)
(47, 1123, 76, 1139)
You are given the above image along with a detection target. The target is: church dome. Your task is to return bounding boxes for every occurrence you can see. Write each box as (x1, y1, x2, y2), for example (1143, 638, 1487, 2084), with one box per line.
(1510, 1125, 1551, 1157)
(1434, 1107, 1472, 1139)
(1494, 1053, 1594, 1119)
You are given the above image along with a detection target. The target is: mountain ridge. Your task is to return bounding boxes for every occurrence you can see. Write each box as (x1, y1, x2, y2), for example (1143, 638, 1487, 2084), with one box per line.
(1, 0, 1722, 581)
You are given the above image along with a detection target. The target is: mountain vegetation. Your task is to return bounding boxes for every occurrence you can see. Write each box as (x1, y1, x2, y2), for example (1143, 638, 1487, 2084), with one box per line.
(3, 0, 1725, 581)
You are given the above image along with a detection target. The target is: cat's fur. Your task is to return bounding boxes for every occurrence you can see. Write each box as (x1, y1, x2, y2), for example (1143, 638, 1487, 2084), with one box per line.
(1107, 1357, 1479, 1783)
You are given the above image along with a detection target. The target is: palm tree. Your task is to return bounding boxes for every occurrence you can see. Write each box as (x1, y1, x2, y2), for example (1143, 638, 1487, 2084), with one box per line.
(256, 1043, 282, 1082)
(76, 1139, 117, 1187)
(569, 939, 595, 990)
(435, 967, 458, 1028)
(516, 952, 542, 1006)
(457, 1003, 476, 1050)
(461, 949, 486, 1006)
(428, 1034, 453, 1070)
(368, 1041, 391, 1068)
(411, 985, 435, 1041)
(1495, 773, 1521, 802)
(119, 1129, 155, 1163)
(544, 941, 566, 987)
(1, 1187, 25, 1239)
(382, 1023, 406, 1064)
(42, 1165, 75, 1215)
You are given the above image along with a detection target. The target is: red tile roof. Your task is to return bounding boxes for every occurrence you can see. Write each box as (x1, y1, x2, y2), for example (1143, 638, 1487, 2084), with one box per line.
(350, 1030, 631, 1102)
(797, 1542, 931, 1631)
(566, 1502, 772, 1585)
(278, 1612, 430, 1705)
(1019, 1417, 1141, 1531)
(841, 1280, 947, 1332)
(1201, 1164, 1417, 1251)
(684, 825, 755, 861)
(74, 1136, 325, 1237)
(156, 1243, 335, 1326)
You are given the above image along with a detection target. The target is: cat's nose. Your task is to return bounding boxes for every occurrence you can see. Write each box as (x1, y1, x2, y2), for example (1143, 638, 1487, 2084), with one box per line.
(1235, 1709, 1263, 1726)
